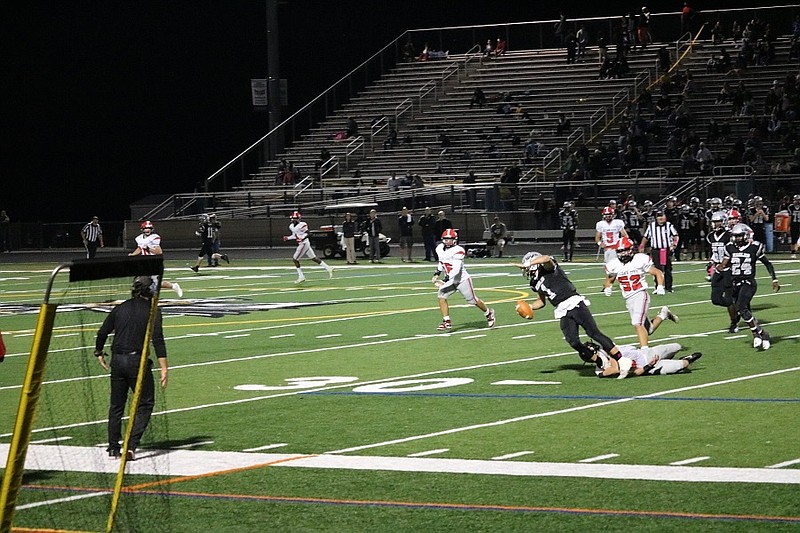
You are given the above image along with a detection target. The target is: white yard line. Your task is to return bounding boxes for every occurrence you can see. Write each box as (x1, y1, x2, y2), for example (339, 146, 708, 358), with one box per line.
(670, 456, 711, 466)
(579, 454, 620, 463)
(4, 444, 800, 486)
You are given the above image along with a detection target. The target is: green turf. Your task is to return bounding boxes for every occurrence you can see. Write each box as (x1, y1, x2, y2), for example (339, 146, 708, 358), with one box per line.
(1, 254, 799, 531)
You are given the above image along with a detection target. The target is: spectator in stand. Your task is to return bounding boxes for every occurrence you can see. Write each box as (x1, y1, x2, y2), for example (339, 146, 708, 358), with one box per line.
(681, 2, 695, 36)
(494, 37, 507, 57)
(717, 48, 732, 73)
(387, 171, 401, 192)
(638, 6, 652, 49)
(554, 12, 568, 48)
(346, 117, 358, 138)
(695, 142, 715, 175)
(556, 112, 571, 136)
(0, 210, 9, 252)
(383, 125, 399, 150)
(710, 21, 723, 45)
(576, 25, 588, 59)
(483, 39, 493, 57)
(597, 34, 608, 66)
(566, 33, 577, 63)
(715, 81, 732, 104)
(469, 87, 487, 108)
(463, 170, 477, 208)
(402, 40, 416, 62)
(658, 46, 671, 73)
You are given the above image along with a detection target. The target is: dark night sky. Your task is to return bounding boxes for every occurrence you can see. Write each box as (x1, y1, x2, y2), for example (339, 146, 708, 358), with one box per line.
(3, 1, 790, 222)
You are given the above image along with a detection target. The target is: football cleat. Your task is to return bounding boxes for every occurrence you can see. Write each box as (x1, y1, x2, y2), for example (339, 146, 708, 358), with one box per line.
(108, 449, 121, 459)
(752, 335, 763, 349)
(486, 308, 496, 328)
(437, 319, 452, 332)
(728, 323, 739, 334)
(222, 254, 230, 264)
(681, 352, 703, 364)
(660, 306, 679, 323)
(295, 278, 306, 284)
(126, 450, 136, 461)
(328, 267, 334, 279)
(190, 266, 199, 273)
(760, 331, 771, 350)
(172, 283, 183, 298)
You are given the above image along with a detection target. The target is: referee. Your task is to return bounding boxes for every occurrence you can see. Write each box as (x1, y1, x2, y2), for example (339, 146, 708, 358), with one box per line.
(81, 216, 104, 259)
(640, 209, 679, 292)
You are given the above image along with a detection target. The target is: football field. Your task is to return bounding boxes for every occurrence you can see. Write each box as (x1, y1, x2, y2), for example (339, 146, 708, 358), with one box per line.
(1, 253, 799, 532)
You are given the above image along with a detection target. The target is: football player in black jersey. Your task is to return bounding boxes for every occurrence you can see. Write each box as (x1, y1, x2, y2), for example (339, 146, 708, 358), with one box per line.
(558, 201, 578, 262)
(717, 224, 780, 350)
(787, 194, 800, 258)
(518, 252, 622, 365)
(706, 211, 738, 332)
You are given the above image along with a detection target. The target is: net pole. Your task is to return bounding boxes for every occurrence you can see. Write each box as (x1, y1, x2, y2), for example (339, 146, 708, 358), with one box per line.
(105, 282, 162, 533)
(0, 303, 58, 533)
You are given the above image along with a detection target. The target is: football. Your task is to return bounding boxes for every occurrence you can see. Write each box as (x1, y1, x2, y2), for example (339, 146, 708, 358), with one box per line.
(515, 299, 534, 320)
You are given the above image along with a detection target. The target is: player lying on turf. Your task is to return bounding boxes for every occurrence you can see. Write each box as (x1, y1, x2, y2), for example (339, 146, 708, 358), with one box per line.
(585, 342, 702, 379)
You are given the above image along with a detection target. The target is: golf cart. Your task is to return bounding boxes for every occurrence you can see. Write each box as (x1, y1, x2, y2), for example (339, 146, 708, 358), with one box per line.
(308, 203, 391, 259)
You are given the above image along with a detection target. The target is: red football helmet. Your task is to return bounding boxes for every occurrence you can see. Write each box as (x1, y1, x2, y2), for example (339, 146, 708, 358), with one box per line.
(616, 236, 635, 262)
(727, 208, 740, 227)
(290, 211, 301, 219)
(141, 221, 154, 231)
(442, 228, 458, 241)
(602, 206, 615, 221)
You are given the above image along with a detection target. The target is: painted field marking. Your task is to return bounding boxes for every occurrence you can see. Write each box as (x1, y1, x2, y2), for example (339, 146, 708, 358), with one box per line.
(323, 366, 800, 456)
(512, 334, 536, 339)
(173, 440, 215, 449)
(579, 454, 620, 463)
(243, 443, 288, 452)
(316, 334, 342, 339)
(492, 451, 535, 460)
(461, 334, 487, 340)
(491, 380, 561, 385)
(362, 334, 388, 339)
(270, 334, 295, 339)
(30, 436, 73, 444)
(407, 449, 449, 457)
(670, 456, 711, 466)
(224, 334, 250, 339)
(766, 458, 800, 469)
(725, 335, 747, 340)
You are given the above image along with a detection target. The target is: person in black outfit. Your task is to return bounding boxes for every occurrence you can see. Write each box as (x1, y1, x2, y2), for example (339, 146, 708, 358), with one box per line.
(418, 207, 437, 261)
(518, 252, 622, 365)
(558, 201, 578, 262)
(717, 224, 780, 350)
(433, 210, 453, 243)
(706, 211, 738, 332)
(94, 276, 168, 461)
(398, 206, 414, 262)
(366, 209, 383, 263)
(191, 214, 228, 273)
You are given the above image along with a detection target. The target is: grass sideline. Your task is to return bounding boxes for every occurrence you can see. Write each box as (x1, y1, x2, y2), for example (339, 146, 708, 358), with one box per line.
(1, 255, 799, 531)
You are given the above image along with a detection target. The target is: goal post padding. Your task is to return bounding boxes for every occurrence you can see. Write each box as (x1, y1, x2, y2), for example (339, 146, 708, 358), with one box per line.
(0, 255, 164, 533)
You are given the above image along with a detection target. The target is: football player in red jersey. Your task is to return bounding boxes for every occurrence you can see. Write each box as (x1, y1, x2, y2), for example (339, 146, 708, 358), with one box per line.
(605, 237, 678, 348)
(128, 221, 183, 298)
(282, 211, 333, 284)
(431, 229, 495, 331)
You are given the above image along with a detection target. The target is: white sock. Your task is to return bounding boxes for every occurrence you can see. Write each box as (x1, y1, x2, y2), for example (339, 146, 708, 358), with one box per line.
(296, 267, 304, 279)
(443, 315, 450, 321)
(320, 261, 331, 271)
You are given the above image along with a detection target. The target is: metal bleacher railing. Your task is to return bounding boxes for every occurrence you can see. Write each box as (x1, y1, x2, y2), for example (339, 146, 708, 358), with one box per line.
(142, 4, 797, 221)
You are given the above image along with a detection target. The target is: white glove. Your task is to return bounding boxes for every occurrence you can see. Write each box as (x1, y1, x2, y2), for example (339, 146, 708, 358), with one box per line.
(654, 285, 665, 295)
(434, 280, 444, 288)
(603, 286, 613, 297)
(431, 275, 439, 284)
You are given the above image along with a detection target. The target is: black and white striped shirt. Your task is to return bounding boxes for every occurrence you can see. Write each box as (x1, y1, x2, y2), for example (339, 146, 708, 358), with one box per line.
(81, 221, 103, 243)
(644, 221, 677, 249)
